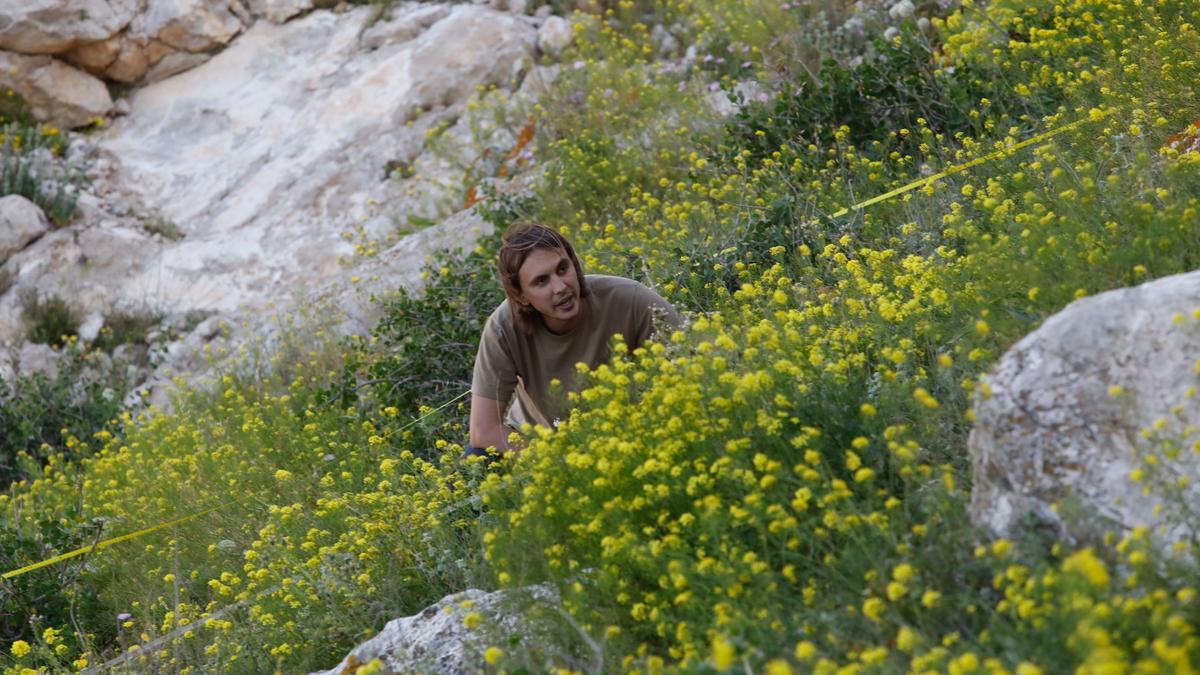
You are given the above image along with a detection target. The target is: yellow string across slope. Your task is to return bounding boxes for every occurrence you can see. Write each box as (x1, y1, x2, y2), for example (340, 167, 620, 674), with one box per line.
(1, 389, 471, 581)
(829, 109, 1113, 218)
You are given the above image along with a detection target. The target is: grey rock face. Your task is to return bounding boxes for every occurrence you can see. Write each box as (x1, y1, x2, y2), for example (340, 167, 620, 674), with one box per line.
(970, 271, 1200, 547)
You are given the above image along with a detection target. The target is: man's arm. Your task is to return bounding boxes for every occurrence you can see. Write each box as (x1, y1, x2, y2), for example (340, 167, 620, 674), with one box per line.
(469, 394, 523, 456)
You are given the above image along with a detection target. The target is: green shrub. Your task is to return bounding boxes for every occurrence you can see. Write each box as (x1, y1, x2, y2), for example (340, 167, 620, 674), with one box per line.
(0, 91, 83, 225)
(722, 24, 1049, 166)
(92, 310, 163, 360)
(21, 293, 78, 348)
(0, 343, 128, 487)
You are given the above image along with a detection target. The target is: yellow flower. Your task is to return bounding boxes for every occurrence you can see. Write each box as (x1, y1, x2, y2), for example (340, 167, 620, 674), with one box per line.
(463, 612, 484, 629)
(711, 636, 735, 670)
(765, 659, 793, 675)
(794, 641, 817, 661)
(484, 646, 503, 664)
(11, 640, 31, 658)
(921, 590, 942, 608)
(863, 597, 885, 622)
(1062, 548, 1110, 589)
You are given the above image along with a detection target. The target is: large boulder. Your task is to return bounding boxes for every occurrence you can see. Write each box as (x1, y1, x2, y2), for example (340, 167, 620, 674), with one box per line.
(0, 51, 113, 128)
(140, 0, 244, 53)
(0, 0, 137, 55)
(537, 15, 571, 58)
(0, 196, 52, 262)
(315, 586, 557, 675)
(970, 271, 1200, 547)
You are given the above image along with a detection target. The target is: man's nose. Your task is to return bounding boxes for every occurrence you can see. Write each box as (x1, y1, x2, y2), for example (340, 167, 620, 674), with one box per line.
(550, 276, 567, 292)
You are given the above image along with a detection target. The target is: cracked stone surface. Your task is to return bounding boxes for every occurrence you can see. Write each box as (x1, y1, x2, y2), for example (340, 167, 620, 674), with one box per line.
(970, 271, 1200, 548)
(315, 585, 557, 675)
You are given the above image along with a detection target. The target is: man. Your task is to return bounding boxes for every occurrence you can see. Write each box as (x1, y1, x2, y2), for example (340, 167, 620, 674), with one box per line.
(466, 223, 682, 458)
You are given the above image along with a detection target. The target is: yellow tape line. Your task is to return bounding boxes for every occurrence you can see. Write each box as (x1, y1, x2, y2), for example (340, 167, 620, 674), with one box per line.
(1, 389, 471, 581)
(829, 109, 1113, 218)
(2, 505, 225, 580)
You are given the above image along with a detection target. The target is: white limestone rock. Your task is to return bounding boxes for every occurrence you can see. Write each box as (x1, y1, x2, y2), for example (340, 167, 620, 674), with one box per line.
(0, 196, 52, 263)
(246, 0, 315, 24)
(970, 271, 1200, 548)
(315, 586, 557, 675)
(359, 4, 452, 50)
(142, 50, 211, 82)
(0, 51, 114, 128)
(537, 15, 571, 58)
(0, 0, 137, 55)
(78, 312, 106, 343)
(14, 341, 61, 380)
(88, 4, 532, 320)
(140, 0, 245, 53)
(318, 208, 493, 338)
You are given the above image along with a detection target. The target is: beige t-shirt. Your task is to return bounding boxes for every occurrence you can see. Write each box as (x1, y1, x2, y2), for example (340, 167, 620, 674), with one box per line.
(471, 275, 683, 429)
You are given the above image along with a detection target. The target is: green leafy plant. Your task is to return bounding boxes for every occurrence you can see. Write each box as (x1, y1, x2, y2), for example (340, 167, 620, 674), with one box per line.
(0, 91, 84, 225)
(21, 292, 78, 348)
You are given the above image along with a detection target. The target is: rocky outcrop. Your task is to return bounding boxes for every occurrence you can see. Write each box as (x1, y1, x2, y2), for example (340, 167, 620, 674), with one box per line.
(316, 586, 557, 675)
(0, 196, 52, 263)
(970, 271, 1200, 548)
(0, 3, 536, 344)
(0, 0, 138, 55)
(90, 4, 530, 315)
(1, 0, 249, 111)
(0, 51, 114, 127)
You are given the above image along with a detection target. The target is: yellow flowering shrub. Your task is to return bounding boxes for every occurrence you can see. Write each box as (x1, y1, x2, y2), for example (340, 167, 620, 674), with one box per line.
(5, 0, 1200, 672)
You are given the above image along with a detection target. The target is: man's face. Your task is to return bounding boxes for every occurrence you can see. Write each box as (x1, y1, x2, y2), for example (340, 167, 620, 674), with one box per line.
(517, 247, 583, 333)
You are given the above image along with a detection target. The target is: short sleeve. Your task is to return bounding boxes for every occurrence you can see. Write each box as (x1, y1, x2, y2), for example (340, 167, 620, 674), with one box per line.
(471, 308, 519, 402)
(630, 282, 684, 346)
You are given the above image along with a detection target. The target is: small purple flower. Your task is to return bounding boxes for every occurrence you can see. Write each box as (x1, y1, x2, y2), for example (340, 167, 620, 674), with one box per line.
(572, 60, 586, 70)
(118, 613, 132, 622)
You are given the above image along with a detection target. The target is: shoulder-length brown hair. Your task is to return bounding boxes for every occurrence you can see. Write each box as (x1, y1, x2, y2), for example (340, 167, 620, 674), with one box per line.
(498, 223, 589, 334)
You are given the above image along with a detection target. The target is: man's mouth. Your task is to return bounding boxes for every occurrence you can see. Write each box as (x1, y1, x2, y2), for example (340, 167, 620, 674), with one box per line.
(555, 295, 575, 310)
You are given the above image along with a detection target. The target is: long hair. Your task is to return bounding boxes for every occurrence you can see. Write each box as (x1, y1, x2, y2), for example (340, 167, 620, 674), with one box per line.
(498, 223, 589, 334)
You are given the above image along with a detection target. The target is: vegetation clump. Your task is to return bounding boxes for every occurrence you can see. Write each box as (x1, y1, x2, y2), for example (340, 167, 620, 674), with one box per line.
(21, 292, 79, 348)
(0, 90, 84, 226)
(3, 0, 1200, 672)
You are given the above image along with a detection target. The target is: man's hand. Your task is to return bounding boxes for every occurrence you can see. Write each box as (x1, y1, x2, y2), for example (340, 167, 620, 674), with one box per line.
(469, 394, 522, 456)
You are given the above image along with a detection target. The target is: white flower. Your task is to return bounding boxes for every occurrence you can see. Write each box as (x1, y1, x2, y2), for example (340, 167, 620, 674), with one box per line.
(889, 0, 915, 19)
(884, 26, 901, 41)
